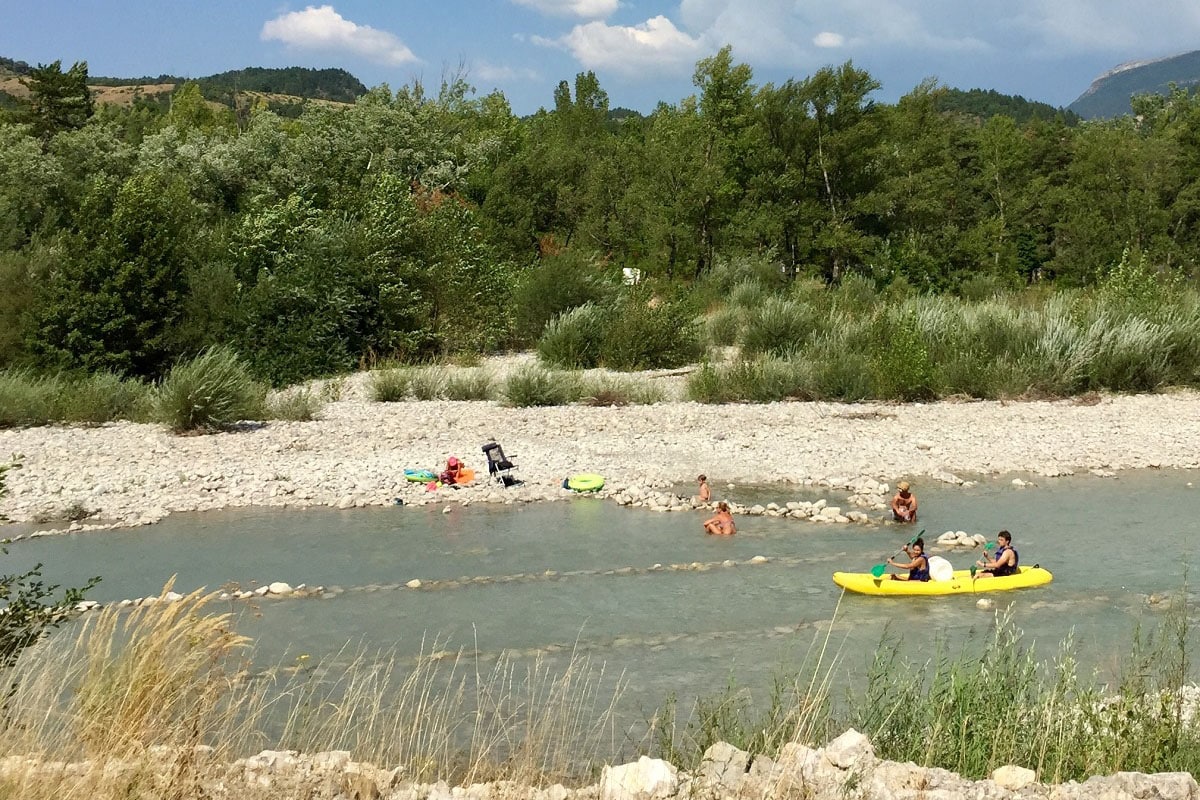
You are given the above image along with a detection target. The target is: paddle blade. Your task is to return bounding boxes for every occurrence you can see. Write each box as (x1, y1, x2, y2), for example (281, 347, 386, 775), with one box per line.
(970, 565, 978, 578)
(870, 563, 886, 578)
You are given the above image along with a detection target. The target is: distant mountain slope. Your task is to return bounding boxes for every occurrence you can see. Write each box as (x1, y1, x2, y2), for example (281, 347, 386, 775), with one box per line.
(1070, 50, 1200, 119)
(0, 59, 367, 115)
(936, 88, 1080, 125)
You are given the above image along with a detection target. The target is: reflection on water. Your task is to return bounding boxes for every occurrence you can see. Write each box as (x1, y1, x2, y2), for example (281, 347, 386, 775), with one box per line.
(5, 469, 1200, 719)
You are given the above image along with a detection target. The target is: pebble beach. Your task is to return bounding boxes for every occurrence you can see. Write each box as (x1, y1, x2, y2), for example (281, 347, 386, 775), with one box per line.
(2, 357, 1199, 532)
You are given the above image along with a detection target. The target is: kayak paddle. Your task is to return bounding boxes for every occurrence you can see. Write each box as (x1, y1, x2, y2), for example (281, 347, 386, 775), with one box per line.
(969, 541, 998, 578)
(870, 530, 924, 578)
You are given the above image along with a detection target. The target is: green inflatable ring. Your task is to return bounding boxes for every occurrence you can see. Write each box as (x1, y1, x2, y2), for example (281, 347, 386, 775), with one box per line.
(404, 469, 437, 483)
(566, 473, 605, 492)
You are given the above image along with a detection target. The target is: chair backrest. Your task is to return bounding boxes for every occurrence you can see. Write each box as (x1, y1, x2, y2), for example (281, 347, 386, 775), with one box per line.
(481, 442, 512, 474)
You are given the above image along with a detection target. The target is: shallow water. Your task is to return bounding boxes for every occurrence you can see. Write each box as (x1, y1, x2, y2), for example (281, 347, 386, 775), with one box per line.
(6, 469, 1200, 722)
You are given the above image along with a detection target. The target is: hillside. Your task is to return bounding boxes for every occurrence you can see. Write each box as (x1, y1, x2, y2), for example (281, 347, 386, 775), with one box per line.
(1069, 50, 1200, 119)
(0, 60, 366, 115)
(935, 88, 1079, 125)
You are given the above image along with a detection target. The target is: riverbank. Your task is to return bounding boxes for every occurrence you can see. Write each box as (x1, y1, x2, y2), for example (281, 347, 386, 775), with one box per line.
(2, 362, 1200, 530)
(4, 734, 1196, 800)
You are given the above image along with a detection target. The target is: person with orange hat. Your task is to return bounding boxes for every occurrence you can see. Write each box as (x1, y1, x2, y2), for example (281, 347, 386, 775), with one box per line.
(890, 481, 918, 523)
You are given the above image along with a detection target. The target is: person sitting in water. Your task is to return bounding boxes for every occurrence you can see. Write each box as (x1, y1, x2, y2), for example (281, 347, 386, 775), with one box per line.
(975, 530, 1019, 578)
(703, 501, 737, 536)
(891, 481, 918, 523)
(440, 456, 464, 486)
(887, 537, 930, 581)
(696, 474, 712, 504)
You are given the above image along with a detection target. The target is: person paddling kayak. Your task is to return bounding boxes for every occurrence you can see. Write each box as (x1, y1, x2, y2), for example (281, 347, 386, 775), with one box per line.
(975, 530, 1019, 578)
(887, 537, 930, 581)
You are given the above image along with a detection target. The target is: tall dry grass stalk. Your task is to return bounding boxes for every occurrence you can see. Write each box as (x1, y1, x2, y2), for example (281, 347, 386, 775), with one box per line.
(0, 589, 623, 799)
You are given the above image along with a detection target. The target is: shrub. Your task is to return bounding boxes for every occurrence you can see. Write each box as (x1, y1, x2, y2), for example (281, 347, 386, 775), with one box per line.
(0, 370, 61, 427)
(444, 370, 495, 401)
(511, 252, 614, 343)
(502, 365, 581, 407)
(409, 367, 448, 400)
(599, 294, 702, 371)
(740, 297, 816, 357)
(685, 362, 729, 404)
(369, 368, 411, 402)
(58, 372, 153, 425)
(154, 347, 266, 433)
(579, 375, 665, 406)
(704, 306, 743, 347)
(265, 387, 323, 421)
(875, 310, 935, 401)
(537, 303, 606, 369)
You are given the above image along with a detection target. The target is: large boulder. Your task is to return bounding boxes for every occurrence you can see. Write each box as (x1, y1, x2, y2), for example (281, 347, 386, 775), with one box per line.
(600, 756, 678, 800)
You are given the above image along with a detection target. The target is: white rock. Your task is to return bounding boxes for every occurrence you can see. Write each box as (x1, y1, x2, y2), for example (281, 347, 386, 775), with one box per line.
(600, 757, 678, 800)
(267, 582, 293, 595)
(406, 579, 422, 589)
(823, 728, 874, 769)
(990, 764, 1036, 790)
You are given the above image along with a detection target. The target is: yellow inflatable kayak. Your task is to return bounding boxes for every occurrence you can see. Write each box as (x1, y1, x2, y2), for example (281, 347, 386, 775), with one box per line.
(832, 566, 1053, 596)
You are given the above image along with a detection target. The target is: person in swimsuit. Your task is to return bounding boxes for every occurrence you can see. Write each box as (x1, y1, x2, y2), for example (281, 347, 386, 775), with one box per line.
(440, 456, 464, 485)
(703, 501, 737, 536)
(887, 537, 930, 581)
(975, 530, 1019, 578)
(697, 474, 712, 503)
(891, 481, 918, 523)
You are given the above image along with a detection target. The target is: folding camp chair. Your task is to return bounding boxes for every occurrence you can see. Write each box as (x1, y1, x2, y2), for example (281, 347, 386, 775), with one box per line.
(481, 441, 520, 487)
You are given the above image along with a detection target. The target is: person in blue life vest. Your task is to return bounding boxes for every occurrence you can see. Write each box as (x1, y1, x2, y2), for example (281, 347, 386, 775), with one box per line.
(975, 530, 1019, 578)
(887, 537, 930, 581)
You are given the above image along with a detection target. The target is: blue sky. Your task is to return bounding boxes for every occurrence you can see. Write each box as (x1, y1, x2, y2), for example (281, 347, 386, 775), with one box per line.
(5, 1, 1200, 115)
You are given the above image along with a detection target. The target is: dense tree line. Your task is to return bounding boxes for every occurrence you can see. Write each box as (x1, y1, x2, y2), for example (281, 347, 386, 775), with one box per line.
(1, 52, 1198, 386)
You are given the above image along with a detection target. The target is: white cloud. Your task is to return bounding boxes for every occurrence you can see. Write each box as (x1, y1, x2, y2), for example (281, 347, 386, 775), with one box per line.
(261, 5, 417, 65)
(552, 15, 707, 76)
(813, 31, 844, 48)
(510, 0, 620, 19)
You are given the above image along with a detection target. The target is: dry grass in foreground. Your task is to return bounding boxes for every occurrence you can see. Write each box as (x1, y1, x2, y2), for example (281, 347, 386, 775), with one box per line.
(0, 586, 624, 799)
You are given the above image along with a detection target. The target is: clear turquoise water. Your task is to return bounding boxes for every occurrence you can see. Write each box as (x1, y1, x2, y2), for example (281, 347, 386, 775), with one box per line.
(6, 469, 1200, 719)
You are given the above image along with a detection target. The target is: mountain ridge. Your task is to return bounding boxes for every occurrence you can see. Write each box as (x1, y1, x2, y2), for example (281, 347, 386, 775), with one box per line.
(1070, 50, 1200, 119)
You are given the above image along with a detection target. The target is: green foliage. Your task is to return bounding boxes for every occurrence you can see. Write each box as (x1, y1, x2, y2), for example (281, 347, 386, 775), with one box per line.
(29, 171, 195, 379)
(501, 365, 582, 407)
(875, 310, 935, 400)
(645, 675, 823, 771)
(369, 368, 411, 402)
(409, 367, 447, 400)
(0, 370, 151, 427)
(537, 303, 606, 369)
(265, 387, 323, 421)
(599, 293, 702, 371)
(1100, 247, 1168, 316)
(850, 604, 1200, 781)
(686, 357, 811, 403)
(578, 375, 666, 406)
(739, 296, 817, 357)
(0, 558, 101, 669)
(154, 346, 266, 433)
(19, 59, 94, 139)
(444, 369, 495, 401)
(512, 253, 614, 343)
(935, 87, 1080, 125)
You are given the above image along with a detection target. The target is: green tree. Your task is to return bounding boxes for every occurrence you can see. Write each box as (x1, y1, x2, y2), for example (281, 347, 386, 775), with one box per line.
(30, 171, 196, 377)
(20, 60, 94, 140)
